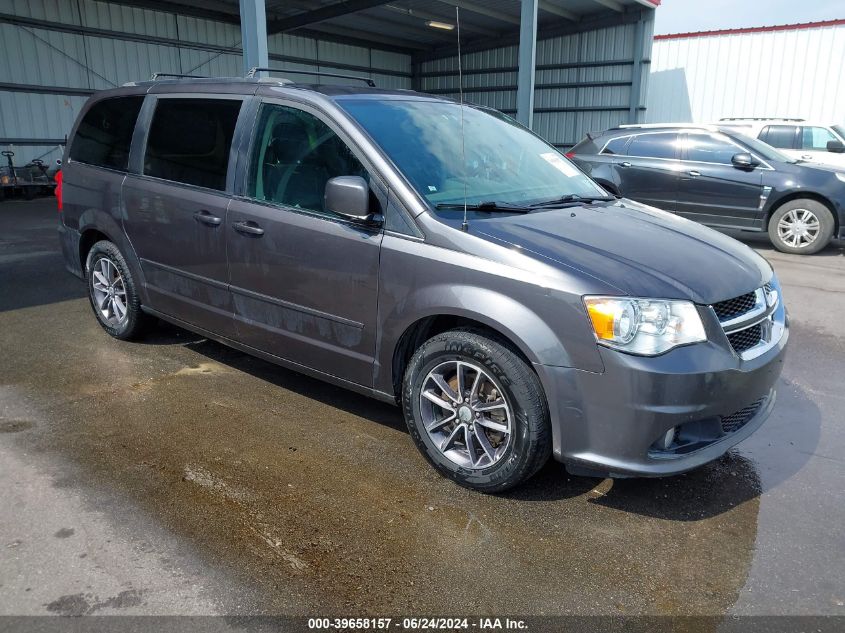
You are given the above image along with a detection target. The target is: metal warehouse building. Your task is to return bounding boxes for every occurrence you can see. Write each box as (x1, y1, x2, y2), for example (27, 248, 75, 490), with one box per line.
(0, 0, 658, 166)
(647, 19, 845, 123)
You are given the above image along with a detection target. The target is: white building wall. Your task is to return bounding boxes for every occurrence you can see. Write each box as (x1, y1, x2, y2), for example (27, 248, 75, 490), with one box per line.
(647, 22, 845, 123)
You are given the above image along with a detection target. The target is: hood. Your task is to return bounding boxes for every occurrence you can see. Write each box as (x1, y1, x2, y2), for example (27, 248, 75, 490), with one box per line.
(472, 200, 772, 305)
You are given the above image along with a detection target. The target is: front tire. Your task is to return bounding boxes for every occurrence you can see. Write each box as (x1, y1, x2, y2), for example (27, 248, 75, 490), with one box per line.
(402, 329, 552, 493)
(86, 240, 151, 340)
(768, 199, 834, 255)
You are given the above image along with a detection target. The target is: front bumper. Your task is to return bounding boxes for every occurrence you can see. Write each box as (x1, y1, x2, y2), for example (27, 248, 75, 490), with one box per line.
(536, 303, 789, 478)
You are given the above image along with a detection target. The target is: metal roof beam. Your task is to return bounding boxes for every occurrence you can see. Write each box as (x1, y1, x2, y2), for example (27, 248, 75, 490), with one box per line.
(587, 0, 625, 12)
(303, 22, 429, 50)
(538, 2, 578, 21)
(414, 9, 643, 63)
(267, 0, 393, 33)
(381, 4, 500, 37)
(433, 0, 520, 26)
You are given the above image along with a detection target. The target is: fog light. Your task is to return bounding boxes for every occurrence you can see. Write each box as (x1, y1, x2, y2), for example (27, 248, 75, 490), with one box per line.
(657, 427, 676, 450)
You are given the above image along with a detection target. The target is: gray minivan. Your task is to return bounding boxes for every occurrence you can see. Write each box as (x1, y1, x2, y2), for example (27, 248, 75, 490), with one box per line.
(58, 76, 788, 492)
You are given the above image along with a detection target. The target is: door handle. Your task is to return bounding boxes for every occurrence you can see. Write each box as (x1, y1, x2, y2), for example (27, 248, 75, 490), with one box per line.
(687, 170, 701, 177)
(232, 220, 265, 236)
(193, 210, 222, 226)
(620, 161, 632, 168)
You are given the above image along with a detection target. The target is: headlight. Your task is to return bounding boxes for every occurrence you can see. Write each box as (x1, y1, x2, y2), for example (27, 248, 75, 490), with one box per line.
(836, 172, 845, 184)
(583, 296, 707, 356)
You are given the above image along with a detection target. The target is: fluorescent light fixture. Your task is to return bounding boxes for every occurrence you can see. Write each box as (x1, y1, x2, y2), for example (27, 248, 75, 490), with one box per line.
(426, 20, 455, 30)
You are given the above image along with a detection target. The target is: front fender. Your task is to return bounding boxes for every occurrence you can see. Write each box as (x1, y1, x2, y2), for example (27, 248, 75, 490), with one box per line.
(373, 235, 608, 398)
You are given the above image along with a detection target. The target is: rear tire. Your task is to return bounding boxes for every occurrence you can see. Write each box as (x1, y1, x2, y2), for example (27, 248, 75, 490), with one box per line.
(768, 199, 834, 255)
(85, 240, 151, 340)
(402, 329, 551, 493)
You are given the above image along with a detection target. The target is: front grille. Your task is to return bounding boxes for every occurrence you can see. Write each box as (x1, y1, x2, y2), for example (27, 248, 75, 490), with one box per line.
(727, 323, 763, 354)
(712, 291, 757, 321)
(721, 398, 766, 433)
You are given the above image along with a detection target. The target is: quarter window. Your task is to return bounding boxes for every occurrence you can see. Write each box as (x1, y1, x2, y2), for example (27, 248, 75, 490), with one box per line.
(684, 134, 738, 164)
(801, 126, 838, 151)
(247, 103, 368, 213)
(760, 125, 798, 149)
(601, 137, 629, 155)
(625, 134, 678, 159)
(69, 97, 144, 170)
(144, 99, 242, 191)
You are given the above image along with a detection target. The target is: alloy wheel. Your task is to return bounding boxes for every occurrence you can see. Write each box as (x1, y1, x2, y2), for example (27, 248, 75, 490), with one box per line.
(91, 256, 128, 326)
(777, 208, 820, 249)
(419, 360, 513, 469)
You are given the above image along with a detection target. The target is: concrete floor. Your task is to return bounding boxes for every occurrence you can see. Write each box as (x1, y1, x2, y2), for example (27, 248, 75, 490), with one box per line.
(1, 198, 844, 616)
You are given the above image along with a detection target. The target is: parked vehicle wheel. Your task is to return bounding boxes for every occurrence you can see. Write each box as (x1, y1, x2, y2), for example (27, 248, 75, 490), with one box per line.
(402, 329, 551, 493)
(768, 199, 834, 254)
(85, 240, 150, 340)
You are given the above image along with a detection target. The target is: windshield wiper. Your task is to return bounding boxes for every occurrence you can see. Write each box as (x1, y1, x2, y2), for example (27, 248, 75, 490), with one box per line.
(435, 201, 531, 213)
(528, 194, 618, 209)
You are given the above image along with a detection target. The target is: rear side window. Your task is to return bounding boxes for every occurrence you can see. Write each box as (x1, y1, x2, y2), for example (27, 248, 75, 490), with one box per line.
(626, 133, 678, 159)
(144, 98, 242, 191)
(601, 136, 629, 155)
(801, 126, 838, 151)
(69, 97, 144, 170)
(760, 125, 798, 149)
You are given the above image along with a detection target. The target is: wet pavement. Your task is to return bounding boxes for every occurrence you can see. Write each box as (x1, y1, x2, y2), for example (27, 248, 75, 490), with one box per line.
(1, 199, 844, 616)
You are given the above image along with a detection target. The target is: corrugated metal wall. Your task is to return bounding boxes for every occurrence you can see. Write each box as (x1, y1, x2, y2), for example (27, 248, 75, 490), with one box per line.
(419, 15, 654, 147)
(647, 23, 845, 123)
(0, 0, 413, 165)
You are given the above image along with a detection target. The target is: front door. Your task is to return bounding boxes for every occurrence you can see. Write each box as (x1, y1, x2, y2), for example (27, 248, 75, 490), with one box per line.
(226, 101, 383, 387)
(122, 96, 243, 336)
(674, 132, 763, 229)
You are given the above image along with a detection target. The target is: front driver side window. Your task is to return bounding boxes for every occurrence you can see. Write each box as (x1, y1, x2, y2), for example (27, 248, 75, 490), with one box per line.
(247, 103, 367, 213)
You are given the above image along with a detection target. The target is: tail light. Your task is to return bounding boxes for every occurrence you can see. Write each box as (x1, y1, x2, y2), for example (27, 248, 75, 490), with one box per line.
(55, 170, 63, 211)
(565, 152, 576, 159)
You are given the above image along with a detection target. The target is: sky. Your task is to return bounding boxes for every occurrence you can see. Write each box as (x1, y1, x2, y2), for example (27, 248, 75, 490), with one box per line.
(653, 0, 844, 35)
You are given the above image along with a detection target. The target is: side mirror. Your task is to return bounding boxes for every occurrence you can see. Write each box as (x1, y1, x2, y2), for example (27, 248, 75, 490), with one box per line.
(56, 159, 62, 166)
(324, 176, 379, 224)
(731, 152, 757, 168)
(826, 140, 845, 153)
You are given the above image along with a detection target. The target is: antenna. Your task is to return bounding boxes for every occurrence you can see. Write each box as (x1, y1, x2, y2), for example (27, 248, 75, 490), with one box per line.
(456, 6, 469, 233)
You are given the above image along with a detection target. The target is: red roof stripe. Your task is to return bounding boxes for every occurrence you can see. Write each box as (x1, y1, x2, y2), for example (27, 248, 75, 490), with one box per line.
(654, 18, 845, 41)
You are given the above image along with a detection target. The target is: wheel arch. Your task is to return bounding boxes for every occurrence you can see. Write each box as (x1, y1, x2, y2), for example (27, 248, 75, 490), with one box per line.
(381, 283, 588, 403)
(766, 191, 839, 234)
(77, 210, 149, 304)
(390, 314, 537, 403)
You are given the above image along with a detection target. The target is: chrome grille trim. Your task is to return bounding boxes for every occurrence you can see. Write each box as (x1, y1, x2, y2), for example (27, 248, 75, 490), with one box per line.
(711, 282, 784, 361)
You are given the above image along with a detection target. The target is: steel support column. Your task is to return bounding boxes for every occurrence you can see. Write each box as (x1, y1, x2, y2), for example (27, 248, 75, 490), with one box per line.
(628, 15, 645, 123)
(239, 0, 269, 77)
(516, 0, 539, 129)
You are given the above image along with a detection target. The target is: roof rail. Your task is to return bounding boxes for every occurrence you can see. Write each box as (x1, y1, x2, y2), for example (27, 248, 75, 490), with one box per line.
(151, 72, 210, 80)
(719, 117, 805, 122)
(617, 123, 715, 129)
(246, 66, 376, 87)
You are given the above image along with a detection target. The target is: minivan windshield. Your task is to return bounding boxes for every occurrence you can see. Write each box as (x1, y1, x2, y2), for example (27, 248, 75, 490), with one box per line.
(338, 99, 606, 208)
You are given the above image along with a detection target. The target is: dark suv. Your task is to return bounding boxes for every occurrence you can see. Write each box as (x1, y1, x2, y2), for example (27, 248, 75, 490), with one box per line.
(58, 77, 788, 491)
(568, 124, 845, 254)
